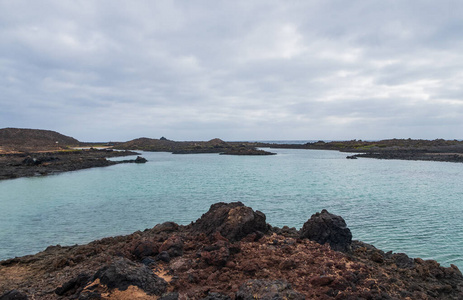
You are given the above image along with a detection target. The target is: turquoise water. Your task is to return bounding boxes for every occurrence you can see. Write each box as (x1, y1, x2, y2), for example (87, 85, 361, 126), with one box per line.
(1, 148, 462, 269)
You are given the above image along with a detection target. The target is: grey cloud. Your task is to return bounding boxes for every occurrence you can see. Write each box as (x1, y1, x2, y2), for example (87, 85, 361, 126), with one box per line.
(1, 1, 463, 141)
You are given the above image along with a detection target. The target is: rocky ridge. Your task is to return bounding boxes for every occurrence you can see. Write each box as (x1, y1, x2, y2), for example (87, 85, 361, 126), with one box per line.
(1, 202, 462, 299)
(114, 138, 275, 156)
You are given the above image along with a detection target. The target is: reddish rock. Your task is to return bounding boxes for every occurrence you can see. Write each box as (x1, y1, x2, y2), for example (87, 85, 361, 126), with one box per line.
(131, 240, 159, 259)
(310, 276, 334, 286)
(201, 241, 230, 267)
(159, 235, 184, 257)
(236, 279, 305, 300)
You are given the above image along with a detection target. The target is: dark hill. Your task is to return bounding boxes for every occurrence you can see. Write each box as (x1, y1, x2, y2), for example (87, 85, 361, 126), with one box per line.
(0, 128, 79, 153)
(115, 137, 276, 155)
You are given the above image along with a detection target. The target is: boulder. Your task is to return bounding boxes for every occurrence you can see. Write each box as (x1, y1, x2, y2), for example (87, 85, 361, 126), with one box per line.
(300, 209, 352, 252)
(135, 156, 147, 163)
(159, 235, 184, 257)
(0, 290, 28, 300)
(93, 258, 167, 295)
(191, 202, 268, 242)
(235, 279, 305, 300)
(55, 273, 91, 296)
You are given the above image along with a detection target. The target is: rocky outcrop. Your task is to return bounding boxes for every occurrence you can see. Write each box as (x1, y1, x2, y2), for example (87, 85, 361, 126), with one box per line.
(191, 202, 268, 242)
(2, 202, 463, 299)
(0, 149, 141, 180)
(93, 258, 167, 295)
(134, 156, 147, 163)
(300, 209, 352, 252)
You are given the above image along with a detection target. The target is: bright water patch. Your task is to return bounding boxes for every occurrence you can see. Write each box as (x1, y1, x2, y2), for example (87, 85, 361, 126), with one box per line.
(1, 149, 462, 269)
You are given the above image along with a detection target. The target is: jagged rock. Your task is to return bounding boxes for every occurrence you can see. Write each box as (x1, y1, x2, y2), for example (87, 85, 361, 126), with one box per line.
(151, 222, 179, 234)
(134, 156, 147, 163)
(160, 292, 179, 300)
(300, 209, 352, 252)
(131, 240, 159, 259)
(391, 253, 415, 269)
(235, 279, 305, 300)
(156, 251, 171, 263)
(93, 258, 167, 295)
(191, 202, 268, 242)
(55, 273, 91, 296)
(202, 292, 231, 300)
(21, 156, 37, 166)
(201, 240, 230, 266)
(0, 290, 28, 300)
(159, 235, 184, 257)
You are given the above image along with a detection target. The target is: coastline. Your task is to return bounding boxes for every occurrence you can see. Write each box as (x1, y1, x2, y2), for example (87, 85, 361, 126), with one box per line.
(258, 139, 463, 164)
(1, 202, 462, 299)
(0, 148, 144, 181)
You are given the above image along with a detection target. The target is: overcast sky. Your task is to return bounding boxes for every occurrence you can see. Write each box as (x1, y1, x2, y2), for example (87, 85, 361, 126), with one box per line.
(1, 1, 463, 141)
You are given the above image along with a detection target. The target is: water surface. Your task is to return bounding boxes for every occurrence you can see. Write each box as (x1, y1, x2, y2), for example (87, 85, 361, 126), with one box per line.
(1, 148, 462, 268)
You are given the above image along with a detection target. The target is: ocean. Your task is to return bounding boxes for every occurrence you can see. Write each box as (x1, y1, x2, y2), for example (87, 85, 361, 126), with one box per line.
(1, 148, 462, 269)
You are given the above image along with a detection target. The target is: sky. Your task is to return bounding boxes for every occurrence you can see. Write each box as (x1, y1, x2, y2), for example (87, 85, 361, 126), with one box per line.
(1, 1, 463, 142)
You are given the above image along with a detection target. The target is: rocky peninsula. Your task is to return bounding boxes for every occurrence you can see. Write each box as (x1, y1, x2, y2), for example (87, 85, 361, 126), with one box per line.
(114, 137, 275, 156)
(1, 202, 462, 299)
(260, 139, 463, 163)
(0, 128, 145, 180)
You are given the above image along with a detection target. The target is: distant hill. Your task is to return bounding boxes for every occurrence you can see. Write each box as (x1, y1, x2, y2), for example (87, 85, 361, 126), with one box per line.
(0, 128, 79, 153)
(115, 137, 227, 153)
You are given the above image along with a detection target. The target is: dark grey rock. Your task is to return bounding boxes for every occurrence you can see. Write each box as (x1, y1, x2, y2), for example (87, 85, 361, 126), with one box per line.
(156, 251, 171, 263)
(191, 202, 268, 242)
(134, 156, 147, 163)
(93, 258, 167, 295)
(0, 290, 28, 300)
(160, 292, 179, 300)
(300, 209, 352, 252)
(55, 273, 91, 296)
(201, 292, 231, 300)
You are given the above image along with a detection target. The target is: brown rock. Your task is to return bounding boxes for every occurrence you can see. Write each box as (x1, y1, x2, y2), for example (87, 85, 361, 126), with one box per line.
(159, 235, 184, 257)
(191, 202, 268, 242)
(236, 279, 305, 300)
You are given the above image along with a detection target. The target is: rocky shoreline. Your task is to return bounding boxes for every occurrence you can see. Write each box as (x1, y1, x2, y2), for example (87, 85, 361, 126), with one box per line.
(258, 139, 463, 163)
(0, 148, 145, 180)
(114, 137, 276, 156)
(1, 202, 462, 299)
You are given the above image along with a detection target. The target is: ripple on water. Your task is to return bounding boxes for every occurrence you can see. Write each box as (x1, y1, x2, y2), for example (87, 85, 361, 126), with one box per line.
(0, 149, 462, 270)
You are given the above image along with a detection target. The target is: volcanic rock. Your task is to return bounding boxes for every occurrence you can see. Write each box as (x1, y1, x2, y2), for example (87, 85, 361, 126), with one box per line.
(235, 279, 305, 300)
(191, 202, 268, 242)
(300, 209, 352, 252)
(159, 235, 184, 257)
(92, 258, 167, 295)
(134, 156, 147, 163)
(55, 273, 91, 296)
(0, 290, 28, 300)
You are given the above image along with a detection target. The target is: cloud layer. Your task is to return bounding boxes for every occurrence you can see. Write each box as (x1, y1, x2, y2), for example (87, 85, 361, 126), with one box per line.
(1, 1, 463, 141)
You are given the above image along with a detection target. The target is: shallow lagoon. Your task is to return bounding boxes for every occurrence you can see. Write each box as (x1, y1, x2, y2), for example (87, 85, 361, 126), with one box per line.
(1, 148, 462, 269)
